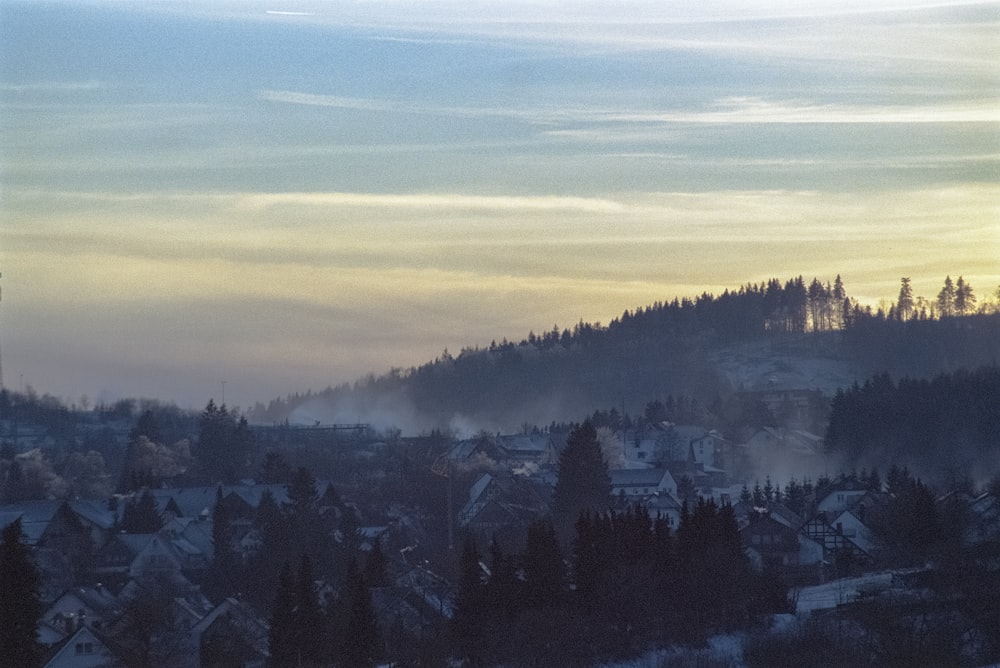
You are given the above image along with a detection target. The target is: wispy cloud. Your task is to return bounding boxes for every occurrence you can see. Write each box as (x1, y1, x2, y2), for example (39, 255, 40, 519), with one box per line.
(261, 89, 1000, 125)
(0, 80, 104, 93)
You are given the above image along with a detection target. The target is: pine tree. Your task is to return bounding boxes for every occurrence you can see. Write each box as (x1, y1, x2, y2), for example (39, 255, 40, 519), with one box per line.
(206, 486, 239, 601)
(897, 277, 914, 321)
(295, 554, 325, 665)
(363, 539, 388, 588)
(452, 535, 486, 663)
(521, 519, 565, 608)
(0, 518, 42, 667)
(268, 562, 297, 668)
(341, 557, 380, 667)
(937, 276, 956, 317)
(955, 276, 976, 315)
(554, 421, 611, 525)
(122, 488, 163, 533)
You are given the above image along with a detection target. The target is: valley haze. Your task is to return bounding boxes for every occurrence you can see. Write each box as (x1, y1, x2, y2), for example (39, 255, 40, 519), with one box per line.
(0, 0, 997, 411)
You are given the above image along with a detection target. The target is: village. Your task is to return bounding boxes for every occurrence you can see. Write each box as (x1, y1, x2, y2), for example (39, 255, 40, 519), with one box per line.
(2, 384, 1000, 668)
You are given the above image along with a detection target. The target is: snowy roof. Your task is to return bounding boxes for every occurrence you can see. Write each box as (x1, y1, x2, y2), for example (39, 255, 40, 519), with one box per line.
(610, 468, 668, 487)
(0, 500, 62, 544)
(68, 499, 119, 529)
(466, 473, 494, 504)
(497, 433, 551, 455)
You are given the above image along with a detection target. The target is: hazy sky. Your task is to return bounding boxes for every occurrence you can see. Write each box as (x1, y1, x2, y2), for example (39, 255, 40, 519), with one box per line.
(1, 0, 998, 412)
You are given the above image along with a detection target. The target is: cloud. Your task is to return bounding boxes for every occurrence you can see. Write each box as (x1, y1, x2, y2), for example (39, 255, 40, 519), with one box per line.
(0, 80, 104, 93)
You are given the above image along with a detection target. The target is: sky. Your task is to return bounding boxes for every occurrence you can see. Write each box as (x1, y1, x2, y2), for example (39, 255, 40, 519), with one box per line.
(1, 0, 998, 413)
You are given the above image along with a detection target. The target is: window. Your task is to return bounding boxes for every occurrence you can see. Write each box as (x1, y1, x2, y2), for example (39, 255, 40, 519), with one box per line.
(75, 642, 94, 655)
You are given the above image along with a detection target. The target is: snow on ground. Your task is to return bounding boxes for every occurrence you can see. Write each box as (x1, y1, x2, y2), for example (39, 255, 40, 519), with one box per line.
(793, 571, 896, 614)
(710, 336, 861, 395)
(600, 633, 746, 668)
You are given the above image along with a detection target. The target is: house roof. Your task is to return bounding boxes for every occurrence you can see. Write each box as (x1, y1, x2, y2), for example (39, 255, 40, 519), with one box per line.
(192, 598, 270, 659)
(0, 500, 62, 543)
(48, 586, 120, 619)
(41, 624, 131, 668)
(67, 499, 119, 530)
(466, 473, 494, 505)
(610, 468, 668, 487)
(497, 433, 551, 455)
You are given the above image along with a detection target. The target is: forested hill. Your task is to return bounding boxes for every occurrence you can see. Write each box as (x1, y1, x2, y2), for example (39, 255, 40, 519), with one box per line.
(247, 277, 1000, 431)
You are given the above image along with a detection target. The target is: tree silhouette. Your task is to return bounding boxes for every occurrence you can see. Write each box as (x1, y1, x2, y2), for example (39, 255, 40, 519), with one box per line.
(553, 421, 611, 526)
(267, 562, 297, 667)
(897, 277, 914, 321)
(122, 488, 163, 533)
(341, 557, 381, 667)
(0, 518, 41, 667)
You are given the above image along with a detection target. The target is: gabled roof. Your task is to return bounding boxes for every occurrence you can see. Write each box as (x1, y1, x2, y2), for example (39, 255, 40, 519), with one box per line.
(610, 468, 670, 487)
(192, 597, 270, 659)
(497, 433, 552, 456)
(0, 500, 62, 543)
(150, 487, 219, 518)
(42, 624, 128, 668)
(47, 585, 120, 620)
(67, 500, 119, 530)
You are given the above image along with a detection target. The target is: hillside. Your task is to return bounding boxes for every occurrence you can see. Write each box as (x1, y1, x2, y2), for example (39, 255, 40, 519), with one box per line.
(247, 278, 1000, 433)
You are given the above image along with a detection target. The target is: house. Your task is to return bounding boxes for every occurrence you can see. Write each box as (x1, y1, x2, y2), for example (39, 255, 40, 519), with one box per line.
(957, 491, 1000, 546)
(651, 423, 711, 463)
(644, 492, 683, 529)
(458, 472, 548, 549)
(191, 598, 269, 668)
(623, 434, 660, 466)
(744, 427, 823, 473)
(95, 534, 154, 579)
(40, 585, 121, 645)
(830, 502, 880, 555)
(741, 513, 802, 570)
(801, 512, 872, 573)
(42, 625, 127, 668)
(130, 534, 184, 579)
(609, 468, 677, 500)
(0, 499, 63, 545)
(815, 479, 872, 516)
(497, 433, 556, 465)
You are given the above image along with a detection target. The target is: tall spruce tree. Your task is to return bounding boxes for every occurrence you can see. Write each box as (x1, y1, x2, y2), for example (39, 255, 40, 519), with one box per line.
(341, 557, 380, 667)
(0, 518, 42, 667)
(452, 535, 487, 664)
(553, 421, 611, 525)
(122, 488, 163, 533)
(295, 554, 325, 665)
(267, 562, 297, 668)
(521, 519, 565, 608)
(206, 485, 239, 601)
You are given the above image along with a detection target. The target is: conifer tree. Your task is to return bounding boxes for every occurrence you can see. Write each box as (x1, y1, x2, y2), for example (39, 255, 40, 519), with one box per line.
(955, 276, 976, 315)
(363, 539, 388, 588)
(122, 488, 163, 533)
(521, 519, 565, 608)
(207, 485, 238, 600)
(453, 535, 486, 663)
(937, 275, 956, 317)
(897, 277, 914, 321)
(341, 557, 380, 667)
(553, 421, 611, 524)
(267, 562, 296, 667)
(0, 519, 42, 667)
(295, 554, 325, 665)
